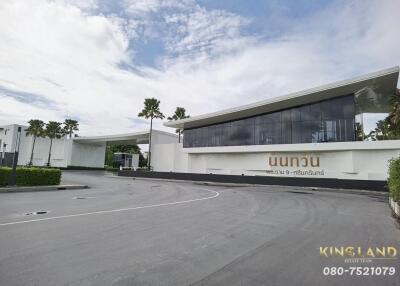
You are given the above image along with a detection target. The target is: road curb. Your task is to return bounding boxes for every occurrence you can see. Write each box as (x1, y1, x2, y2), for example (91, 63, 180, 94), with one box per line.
(0, 185, 89, 193)
(389, 197, 400, 218)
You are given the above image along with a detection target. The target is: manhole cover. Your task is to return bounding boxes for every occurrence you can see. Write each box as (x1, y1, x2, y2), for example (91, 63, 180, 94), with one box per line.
(25, 211, 49, 215)
(72, 196, 95, 199)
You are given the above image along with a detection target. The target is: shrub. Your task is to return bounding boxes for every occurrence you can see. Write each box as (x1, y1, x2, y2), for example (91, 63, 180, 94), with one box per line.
(388, 157, 400, 202)
(0, 167, 61, 186)
(0, 167, 12, 186)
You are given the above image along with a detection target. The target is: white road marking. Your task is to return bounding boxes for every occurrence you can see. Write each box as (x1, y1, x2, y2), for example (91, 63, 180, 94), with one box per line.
(0, 189, 220, 227)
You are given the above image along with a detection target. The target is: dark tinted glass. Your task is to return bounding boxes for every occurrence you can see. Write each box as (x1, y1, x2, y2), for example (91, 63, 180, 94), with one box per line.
(183, 95, 355, 147)
(281, 121, 292, 144)
(291, 108, 301, 122)
(308, 102, 321, 121)
(281, 109, 291, 122)
(342, 96, 355, 119)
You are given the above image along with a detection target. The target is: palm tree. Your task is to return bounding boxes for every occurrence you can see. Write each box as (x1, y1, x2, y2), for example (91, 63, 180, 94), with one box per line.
(63, 119, 79, 138)
(138, 98, 165, 170)
(25, 119, 45, 166)
(45, 121, 63, 166)
(167, 107, 190, 143)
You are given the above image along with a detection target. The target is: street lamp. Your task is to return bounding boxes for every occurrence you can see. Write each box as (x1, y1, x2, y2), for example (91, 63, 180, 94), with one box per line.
(9, 127, 22, 186)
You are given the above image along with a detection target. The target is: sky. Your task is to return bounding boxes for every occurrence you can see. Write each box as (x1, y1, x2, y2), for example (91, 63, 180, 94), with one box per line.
(0, 0, 399, 136)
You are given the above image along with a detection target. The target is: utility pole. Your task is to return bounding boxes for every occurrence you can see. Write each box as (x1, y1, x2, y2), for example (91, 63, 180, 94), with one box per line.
(9, 127, 22, 186)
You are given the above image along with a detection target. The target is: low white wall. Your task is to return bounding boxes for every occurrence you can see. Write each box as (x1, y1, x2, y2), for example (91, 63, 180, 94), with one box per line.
(186, 149, 400, 180)
(153, 141, 400, 180)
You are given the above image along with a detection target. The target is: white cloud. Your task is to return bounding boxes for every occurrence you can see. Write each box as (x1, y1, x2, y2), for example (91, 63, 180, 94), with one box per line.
(123, 0, 194, 15)
(62, 0, 99, 11)
(0, 0, 399, 137)
(0, 0, 136, 134)
(162, 7, 251, 59)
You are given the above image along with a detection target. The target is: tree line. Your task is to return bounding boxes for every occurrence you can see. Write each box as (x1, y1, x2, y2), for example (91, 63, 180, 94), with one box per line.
(25, 119, 79, 166)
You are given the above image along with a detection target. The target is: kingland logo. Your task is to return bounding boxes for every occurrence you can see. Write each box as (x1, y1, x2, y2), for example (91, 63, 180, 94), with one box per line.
(268, 154, 320, 168)
(320, 246, 398, 259)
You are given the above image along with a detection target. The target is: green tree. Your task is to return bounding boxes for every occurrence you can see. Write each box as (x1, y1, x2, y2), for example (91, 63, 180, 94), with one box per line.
(355, 122, 365, 141)
(138, 98, 165, 170)
(374, 118, 392, 140)
(167, 107, 190, 143)
(45, 121, 63, 166)
(370, 88, 400, 140)
(25, 119, 45, 166)
(63, 119, 79, 138)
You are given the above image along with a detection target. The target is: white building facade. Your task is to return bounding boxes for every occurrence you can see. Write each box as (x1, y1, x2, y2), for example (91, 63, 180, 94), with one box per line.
(0, 127, 178, 169)
(158, 66, 400, 182)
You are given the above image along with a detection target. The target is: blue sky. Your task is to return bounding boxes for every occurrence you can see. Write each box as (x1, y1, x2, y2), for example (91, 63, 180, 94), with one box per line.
(0, 0, 399, 135)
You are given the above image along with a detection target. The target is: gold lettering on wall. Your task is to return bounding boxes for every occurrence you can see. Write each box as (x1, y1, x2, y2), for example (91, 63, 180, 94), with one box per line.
(279, 157, 288, 167)
(267, 153, 320, 168)
(269, 157, 277, 166)
(290, 157, 299, 167)
(301, 156, 308, 167)
(310, 157, 320, 167)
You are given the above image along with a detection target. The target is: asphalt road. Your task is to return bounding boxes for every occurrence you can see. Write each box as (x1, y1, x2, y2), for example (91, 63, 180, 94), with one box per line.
(0, 171, 399, 286)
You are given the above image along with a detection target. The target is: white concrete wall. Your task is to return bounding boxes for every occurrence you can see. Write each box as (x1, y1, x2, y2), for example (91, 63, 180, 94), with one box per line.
(184, 150, 400, 180)
(132, 154, 139, 168)
(69, 142, 106, 168)
(0, 124, 18, 152)
(154, 140, 400, 180)
(151, 131, 179, 144)
(22, 137, 71, 167)
(0, 124, 106, 168)
(0, 124, 72, 167)
(152, 143, 188, 172)
(149, 131, 179, 169)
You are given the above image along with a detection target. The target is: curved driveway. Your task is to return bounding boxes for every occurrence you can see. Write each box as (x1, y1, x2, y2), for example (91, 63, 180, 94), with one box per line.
(0, 171, 399, 286)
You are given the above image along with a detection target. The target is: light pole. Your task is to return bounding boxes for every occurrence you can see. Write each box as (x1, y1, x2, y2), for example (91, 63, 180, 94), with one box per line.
(9, 127, 22, 186)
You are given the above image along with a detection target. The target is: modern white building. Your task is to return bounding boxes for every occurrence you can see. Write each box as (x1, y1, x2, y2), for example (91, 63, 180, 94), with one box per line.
(155, 66, 400, 183)
(0, 126, 178, 168)
(3, 66, 400, 188)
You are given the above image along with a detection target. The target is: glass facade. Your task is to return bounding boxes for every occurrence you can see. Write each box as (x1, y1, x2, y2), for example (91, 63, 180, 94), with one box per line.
(183, 95, 356, 148)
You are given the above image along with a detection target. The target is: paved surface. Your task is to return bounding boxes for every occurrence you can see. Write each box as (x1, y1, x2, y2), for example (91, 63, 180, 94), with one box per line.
(0, 171, 399, 286)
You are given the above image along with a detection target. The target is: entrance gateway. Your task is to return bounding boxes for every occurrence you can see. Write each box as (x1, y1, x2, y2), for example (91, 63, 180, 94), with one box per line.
(0, 128, 178, 169)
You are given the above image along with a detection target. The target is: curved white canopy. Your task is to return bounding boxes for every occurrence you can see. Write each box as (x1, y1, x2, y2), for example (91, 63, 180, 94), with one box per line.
(164, 66, 399, 129)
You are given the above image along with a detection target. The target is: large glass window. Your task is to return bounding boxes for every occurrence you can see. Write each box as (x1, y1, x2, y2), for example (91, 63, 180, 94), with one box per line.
(183, 95, 356, 147)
